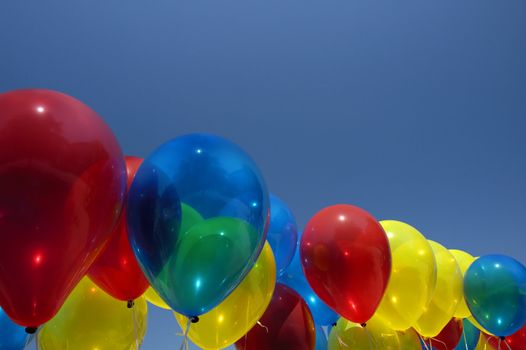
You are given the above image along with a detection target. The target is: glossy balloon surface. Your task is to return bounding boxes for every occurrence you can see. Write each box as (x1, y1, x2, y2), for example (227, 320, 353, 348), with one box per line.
(0, 307, 33, 350)
(128, 134, 269, 317)
(268, 194, 298, 276)
(397, 328, 422, 350)
(454, 319, 480, 350)
(144, 287, 170, 310)
(486, 324, 526, 350)
(328, 316, 400, 349)
(427, 318, 463, 350)
(315, 326, 328, 350)
(450, 249, 476, 318)
(301, 204, 391, 323)
(0, 89, 126, 327)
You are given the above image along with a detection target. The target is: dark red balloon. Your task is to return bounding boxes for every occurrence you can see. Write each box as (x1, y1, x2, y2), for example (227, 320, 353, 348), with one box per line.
(428, 318, 463, 350)
(0, 89, 126, 327)
(88, 156, 149, 302)
(487, 324, 526, 350)
(300, 204, 391, 323)
(235, 283, 315, 350)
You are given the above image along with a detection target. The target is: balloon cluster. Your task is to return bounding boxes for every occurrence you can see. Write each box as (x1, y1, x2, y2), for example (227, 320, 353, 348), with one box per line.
(0, 89, 524, 350)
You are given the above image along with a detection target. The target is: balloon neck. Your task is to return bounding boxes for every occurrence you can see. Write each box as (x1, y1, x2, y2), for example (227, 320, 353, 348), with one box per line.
(360, 323, 367, 328)
(500, 336, 506, 340)
(332, 322, 337, 327)
(25, 326, 38, 334)
(190, 316, 199, 323)
(127, 300, 135, 308)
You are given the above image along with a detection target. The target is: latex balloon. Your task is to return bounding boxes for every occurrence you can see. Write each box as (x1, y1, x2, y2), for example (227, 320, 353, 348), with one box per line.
(486, 324, 526, 350)
(397, 328, 422, 350)
(234, 283, 315, 350)
(414, 241, 462, 337)
(464, 254, 526, 337)
(315, 326, 328, 350)
(328, 316, 400, 349)
(300, 204, 391, 323)
(474, 335, 496, 350)
(0, 307, 33, 350)
(0, 89, 126, 327)
(374, 220, 437, 331)
(450, 249, 476, 318)
(426, 318, 463, 350)
(89, 156, 149, 302)
(454, 319, 480, 350)
(39, 277, 147, 350)
(175, 242, 276, 349)
(144, 287, 170, 310)
(468, 316, 493, 336)
(128, 133, 269, 317)
(268, 194, 298, 276)
(279, 237, 339, 326)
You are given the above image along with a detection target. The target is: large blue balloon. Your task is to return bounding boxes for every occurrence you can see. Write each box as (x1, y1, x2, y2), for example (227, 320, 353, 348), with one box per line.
(0, 307, 33, 350)
(454, 319, 479, 350)
(279, 236, 339, 326)
(128, 133, 269, 317)
(268, 194, 298, 276)
(464, 254, 526, 337)
(315, 326, 328, 350)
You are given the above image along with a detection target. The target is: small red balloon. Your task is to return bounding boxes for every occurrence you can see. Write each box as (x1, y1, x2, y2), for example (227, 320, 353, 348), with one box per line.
(300, 204, 391, 323)
(0, 89, 126, 327)
(88, 156, 149, 302)
(487, 324, 526, 350)
(235, 283, 315, 350)
(428, 318, 463, 350)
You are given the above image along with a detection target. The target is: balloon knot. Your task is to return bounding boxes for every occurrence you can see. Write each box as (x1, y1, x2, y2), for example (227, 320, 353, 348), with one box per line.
(25, 326, 38, 334)
(332, 322, 337, 327)
(190, 316, 199, 323)
(500, 336, 505, 340)
(127, 300, 135, 308)
(360, 323, 367, 328)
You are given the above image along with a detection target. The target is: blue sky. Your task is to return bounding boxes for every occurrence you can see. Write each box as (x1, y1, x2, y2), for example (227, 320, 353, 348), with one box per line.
(1, 0, 525, 349)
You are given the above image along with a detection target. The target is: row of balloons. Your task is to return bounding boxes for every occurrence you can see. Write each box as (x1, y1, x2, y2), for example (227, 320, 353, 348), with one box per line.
(0, 89, 525, 350)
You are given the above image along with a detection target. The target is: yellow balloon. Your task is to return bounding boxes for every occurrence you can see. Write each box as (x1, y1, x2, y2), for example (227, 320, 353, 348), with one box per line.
(475, 333, 497, 350)
(413, 240, 463, 337)
(39, 277, 148, 350)
(174, 242, 276, 350)
(397, 328, 422, 350)
(468, 316, 494, 336)
(144, 287, 171, 310)
(374, 220, 437, 331)
(328, 316, 400, 350)
(449, 249, 475, 318)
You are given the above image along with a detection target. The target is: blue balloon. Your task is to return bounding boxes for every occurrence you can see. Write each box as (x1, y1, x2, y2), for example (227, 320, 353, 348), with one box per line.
(315, 326, 328, 350)
(0, 307, 33, 350)
(128, 133, 269, 317)
(464, 254, 526, 337)
(268, 194, 298, 276)
(454, 319, 480, 350)
(279, 236, 339, 326)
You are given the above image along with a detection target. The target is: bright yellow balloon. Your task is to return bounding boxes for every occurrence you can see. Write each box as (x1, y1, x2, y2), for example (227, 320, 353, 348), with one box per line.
(469, 316, 494, 336)
(413, 240, 463, 337)
(397, 328, 422, 350)
(449, 249, 475, 318)
(144, 287, 171, 310)
(39, 277, 148, 350)
(174, 242, 276, 350)
(328, 316, 400, 350)
(374, 220, 437, 331)
(475, 334, 497, 350)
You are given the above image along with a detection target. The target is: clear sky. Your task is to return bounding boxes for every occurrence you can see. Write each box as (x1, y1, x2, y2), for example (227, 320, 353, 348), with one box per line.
(1, 1, 525, 349)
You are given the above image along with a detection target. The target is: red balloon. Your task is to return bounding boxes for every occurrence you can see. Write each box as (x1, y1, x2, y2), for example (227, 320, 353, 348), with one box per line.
(88, 156, 149, 302)
(428, 318, 463, 350)
(0, 89, 126, 327)
(300, 204, 391, 323)
(235, 283, 315, 350)
(487, 324, 526, 350)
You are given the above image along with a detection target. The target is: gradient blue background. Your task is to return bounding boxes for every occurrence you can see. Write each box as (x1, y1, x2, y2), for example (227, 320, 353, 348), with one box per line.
(1, 1, 525, 349)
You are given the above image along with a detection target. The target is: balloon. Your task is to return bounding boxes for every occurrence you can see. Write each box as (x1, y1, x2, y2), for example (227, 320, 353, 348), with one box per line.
(128, 133, 269, 317)
(454, 319, 480, 350)
(397, 328, 422, 350)
(450, 249, 476, 318)
(174, 242, 276, 349)
(474, 335, 496, 350)
(414, 241, 463, 337)
(0, 307, 33, 350)
(315, 326, 328, 350)
(39, 277, 147, 350)
(464, 254, 526, 337)
(89, 156, 149, 302)
(374, 220, 437, 331)
(300, 204, 391, 323)
(144, 287, 170, 310)
(468, 316, 493, 336)
(425, 318, 463, 350)
(234, 283, 315, 350)
(268, 194, 298, 276)
(486, 324, 526, 350)
(0, 89, 126, 327)
(279, 235, 339, 326)
(328, 316, 400, 349)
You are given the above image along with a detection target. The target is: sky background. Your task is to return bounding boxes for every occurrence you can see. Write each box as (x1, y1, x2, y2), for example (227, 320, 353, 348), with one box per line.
(1, 0, 525, 349)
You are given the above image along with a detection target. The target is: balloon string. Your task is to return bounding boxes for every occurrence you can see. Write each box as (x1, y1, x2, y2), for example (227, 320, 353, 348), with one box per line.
(35, 330, 39, 350)
(462, 327, 468, 350)
(178, 318, 192, 350)
(132, 303, 139, 350)
(504, 339, 512, 350)
(430, 337, 448, 350)
(363, 325, 377, 348)
(256, 320, 269, 334)
(498, 338, 501, 350)
(337, 335, 349, 348)
(419, 335, 429, 350)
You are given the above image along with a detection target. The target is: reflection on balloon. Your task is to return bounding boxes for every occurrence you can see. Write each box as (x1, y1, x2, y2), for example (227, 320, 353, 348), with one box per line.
(174, 242, 276, 349)
(315, 326, 328, 350)
(39, 278, 147, 350)
(268, 194, 298, 276)
(328, 316, 400, 349)
(486, 324, 526, 350)
(450, 249, 476, 318)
